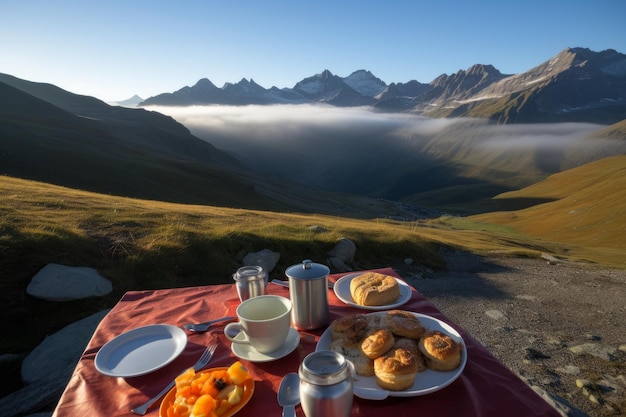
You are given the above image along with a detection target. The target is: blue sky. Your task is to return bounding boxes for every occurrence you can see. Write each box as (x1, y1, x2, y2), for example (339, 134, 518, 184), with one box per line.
(1, 0, 625, 102)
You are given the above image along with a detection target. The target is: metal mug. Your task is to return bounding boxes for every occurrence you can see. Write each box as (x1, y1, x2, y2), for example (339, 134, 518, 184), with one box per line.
(233, 265, 267, 302)
(285, 259, 330, 329)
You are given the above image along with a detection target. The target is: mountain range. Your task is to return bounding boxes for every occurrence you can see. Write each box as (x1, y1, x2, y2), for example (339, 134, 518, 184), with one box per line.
(0, 73, 288, 210)
(1, 46, 626, 216)
(140, 47, 626, 125)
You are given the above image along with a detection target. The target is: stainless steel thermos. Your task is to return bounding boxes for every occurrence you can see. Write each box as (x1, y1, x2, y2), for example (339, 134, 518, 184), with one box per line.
(285, 259, 330, 330)
(299, 350, 353, 417)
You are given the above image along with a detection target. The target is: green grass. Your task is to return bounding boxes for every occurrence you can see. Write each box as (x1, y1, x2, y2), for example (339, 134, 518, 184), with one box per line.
(0, 176, 447, 354)
(2, 154, 625, 358)
(471, 155, 626, 267)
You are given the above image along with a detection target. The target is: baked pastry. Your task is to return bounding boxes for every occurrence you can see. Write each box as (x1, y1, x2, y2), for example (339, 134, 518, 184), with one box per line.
(349, 272, 400, 306)
(418, 331, 463, 371)
(330, 315, 369, 341)
(393, 338, 426, 372)
(384, 310, 426, 339)
(360, 329, 395, 359)
(364, 313, 383, 332)
(373, 347, 418, 390)
(329, 338, 374, 376)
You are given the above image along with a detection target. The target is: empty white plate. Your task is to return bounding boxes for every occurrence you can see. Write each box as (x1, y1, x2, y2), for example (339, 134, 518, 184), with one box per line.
(95, 324, 187, 377)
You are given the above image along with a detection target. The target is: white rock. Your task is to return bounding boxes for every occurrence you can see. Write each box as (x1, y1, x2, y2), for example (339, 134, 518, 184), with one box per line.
(242, 249, 280, 273)
(308, 225, 328, 233)
(26, 264, 112, 301)
(327, 237, 356, 264)
(328, 256, 352, 272)
(485, 310, 507, 320)
(21, 310, 109, 384)
(569, 343, 618, 361)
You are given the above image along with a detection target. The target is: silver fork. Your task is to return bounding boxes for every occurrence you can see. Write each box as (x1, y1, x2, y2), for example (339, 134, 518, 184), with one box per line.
(131, 343, 218, 415)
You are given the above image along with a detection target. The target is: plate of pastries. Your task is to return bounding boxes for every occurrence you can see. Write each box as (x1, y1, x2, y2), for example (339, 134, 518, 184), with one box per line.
(316, 310, 466, 399)
(333, 271, 412, 310)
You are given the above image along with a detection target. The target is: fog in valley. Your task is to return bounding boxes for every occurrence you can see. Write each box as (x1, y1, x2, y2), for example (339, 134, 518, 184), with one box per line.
(148, 104, 620, 199)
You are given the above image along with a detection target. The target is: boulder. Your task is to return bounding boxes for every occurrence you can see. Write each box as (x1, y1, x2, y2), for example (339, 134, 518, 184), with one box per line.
(0, 310, 109, 417)
(26, 264, 112, 301)
(242, 249, 280, 273)
(22, 310, 109, 384)
(328, 256, 352, 272)
(328, 237, 356, 264)
(308, 225, 328, 233)
(327, 237, 357, 272)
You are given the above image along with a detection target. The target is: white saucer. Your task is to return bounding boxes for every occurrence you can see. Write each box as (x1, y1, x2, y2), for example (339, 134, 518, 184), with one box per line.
(231, 327, 300, 362)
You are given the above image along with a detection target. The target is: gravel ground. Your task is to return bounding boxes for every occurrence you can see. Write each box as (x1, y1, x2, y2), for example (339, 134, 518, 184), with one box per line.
(392, 252, 626, 417)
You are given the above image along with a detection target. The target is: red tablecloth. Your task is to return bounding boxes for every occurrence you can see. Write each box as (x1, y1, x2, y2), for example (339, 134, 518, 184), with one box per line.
(52, 268, 560, 417)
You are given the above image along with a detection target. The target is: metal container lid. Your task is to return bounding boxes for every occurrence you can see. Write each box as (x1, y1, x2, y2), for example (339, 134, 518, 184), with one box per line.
(285, 259, 330, 281)
(299, 350, 350, 385)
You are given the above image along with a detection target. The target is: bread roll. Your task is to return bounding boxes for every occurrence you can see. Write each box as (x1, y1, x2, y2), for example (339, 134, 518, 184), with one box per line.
(329, 338, 374, 376)
(361, 329, 395, 359)
(418, 331, 462, 371)
(393, 338, 426, 372)
(350, 272, 400, 306)
(384, 310, 426, 339)
(330, 315, 368, 341)
(373, 347, 418, 390)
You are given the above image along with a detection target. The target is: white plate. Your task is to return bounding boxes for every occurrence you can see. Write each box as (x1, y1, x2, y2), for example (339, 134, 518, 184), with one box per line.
(231, 327, 300, 363)
(95, 324, 187, 377)
(316, 312, 467, 399)
(333, 273, 412, 310)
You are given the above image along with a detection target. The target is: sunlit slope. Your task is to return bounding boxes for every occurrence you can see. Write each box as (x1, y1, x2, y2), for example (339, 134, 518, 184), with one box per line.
(0, 174, 554, 294)
(471, 155, 626, 266)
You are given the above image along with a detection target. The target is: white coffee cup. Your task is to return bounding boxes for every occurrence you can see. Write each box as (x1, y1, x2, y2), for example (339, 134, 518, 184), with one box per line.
(224, 295, 292, 353)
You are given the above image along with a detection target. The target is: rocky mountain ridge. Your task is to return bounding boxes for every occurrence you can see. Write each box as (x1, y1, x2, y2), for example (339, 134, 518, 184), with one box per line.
(140, 47, 626, 124)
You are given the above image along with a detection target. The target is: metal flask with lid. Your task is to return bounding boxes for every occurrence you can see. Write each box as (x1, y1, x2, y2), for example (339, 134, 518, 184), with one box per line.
(285, 259, 330, 330)
(299, 350, 353, 417)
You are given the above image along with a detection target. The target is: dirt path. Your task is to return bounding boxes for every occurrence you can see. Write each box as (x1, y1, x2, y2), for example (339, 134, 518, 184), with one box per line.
(393, 252, 626, 417)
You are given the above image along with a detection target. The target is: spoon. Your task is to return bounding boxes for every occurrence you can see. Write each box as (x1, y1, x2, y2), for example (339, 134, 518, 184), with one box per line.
(277, 372, 300, 417)
(183, 316, 237, 332)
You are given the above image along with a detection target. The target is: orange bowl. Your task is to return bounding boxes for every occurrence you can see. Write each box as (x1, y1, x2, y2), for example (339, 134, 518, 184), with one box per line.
(159, 367, 255, 417)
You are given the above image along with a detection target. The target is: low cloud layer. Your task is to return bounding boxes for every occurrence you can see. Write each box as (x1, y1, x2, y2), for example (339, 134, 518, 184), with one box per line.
(148, 104, 460, 147)
(147, 104, 618, 197)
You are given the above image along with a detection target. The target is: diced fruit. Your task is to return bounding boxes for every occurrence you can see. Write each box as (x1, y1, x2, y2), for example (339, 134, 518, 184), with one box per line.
(214, 377, 228, 391)
(215, 384, 242, 405)
(191, 394, 216, 417)
(227, 385, 243, 405)
(175, 368, 195, 389)
(216, 385, 236, 400)
(226, 362, 249, 385)
(167, 364, 251, 417)
(215, 399, 232, 416)
(200, 378, 219, 398)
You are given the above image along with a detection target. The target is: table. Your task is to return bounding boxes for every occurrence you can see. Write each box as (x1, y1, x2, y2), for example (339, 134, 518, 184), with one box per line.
(52, 268, 560, 417)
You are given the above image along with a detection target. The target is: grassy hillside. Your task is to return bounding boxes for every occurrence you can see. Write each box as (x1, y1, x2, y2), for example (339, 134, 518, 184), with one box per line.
(470, 155, 626, 268)
(1, 174, 560, 355)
